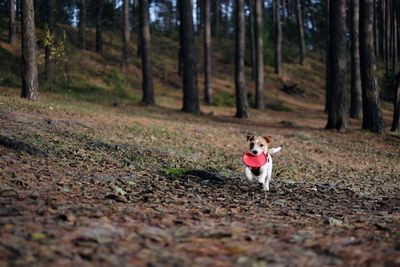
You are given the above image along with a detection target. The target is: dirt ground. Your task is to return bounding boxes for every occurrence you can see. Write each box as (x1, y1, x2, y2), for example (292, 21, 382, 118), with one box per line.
(0, 92, 399, 267)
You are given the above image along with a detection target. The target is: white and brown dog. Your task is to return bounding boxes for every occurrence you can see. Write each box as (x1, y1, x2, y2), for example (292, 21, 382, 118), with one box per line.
(245, 135, 281, 191)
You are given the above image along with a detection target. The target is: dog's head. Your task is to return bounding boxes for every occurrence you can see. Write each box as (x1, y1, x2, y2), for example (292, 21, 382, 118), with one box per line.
(246, 135, 272, 155)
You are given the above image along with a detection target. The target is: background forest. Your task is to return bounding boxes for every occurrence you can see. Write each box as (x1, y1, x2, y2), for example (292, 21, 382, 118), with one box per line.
(0, 0, 399, 266)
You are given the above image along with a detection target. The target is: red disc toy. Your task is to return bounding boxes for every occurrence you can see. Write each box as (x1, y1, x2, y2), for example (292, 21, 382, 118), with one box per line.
(242, 152, 268, 168)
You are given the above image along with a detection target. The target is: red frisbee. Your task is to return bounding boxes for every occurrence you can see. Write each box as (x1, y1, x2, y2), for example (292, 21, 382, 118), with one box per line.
(242, 152, 268, 168)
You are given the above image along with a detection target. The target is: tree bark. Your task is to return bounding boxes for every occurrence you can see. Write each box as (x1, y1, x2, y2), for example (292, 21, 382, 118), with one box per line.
(21, 0, 39, 100)
(384, 0, 389, 76)
(235, 0, 248, 118)
(45, 0, 55, 82)
(204, 0, 212, 104)
(326, 0, 349, 131)
(96, 0, 103, 53)
(249, 0, 256, 81)
(360, 0, 385, 133)
(224, 0, 230, 38)
(379, 0, 385, 58)
(391, 0, 397, 74)
(274, 0, 282, 76)
(324, 0, 330, 113)
(177, 0, 183, 75)
(197, 0, 202, 33)
(16, 0, 21, 19)
(391, 72, 400, 131)
(295, 0, 306, 65)
(122, 0, 130, 70)
(213, 0, 221, 36)
(180, 0, 200, 114)
(79, 0, 86, 49)
(139, 0, 154, 105)
(8, 0, 16, 44)
(254, 0, 264, 109)
(350, 0, 362, 118)
(373, 0, 379, 58)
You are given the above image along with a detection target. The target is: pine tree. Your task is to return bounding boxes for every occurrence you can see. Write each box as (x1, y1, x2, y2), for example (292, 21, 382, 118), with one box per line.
(122, 0, 130, 69)
(254, 0, 264, 109)
(234, 0, 248, 118)
(350, 0, 362, 118)
(139, 0, 154, 105)
(8, 0, 16, 44)
(326, 0, 349, 131)
(274, 0, 282, 76)
(79, 0, 87, 49)
(360, 0, 385, 133)
(21, 0, 39, 100)
(180, 0, 200, 114)
(203, 0, 212, 103)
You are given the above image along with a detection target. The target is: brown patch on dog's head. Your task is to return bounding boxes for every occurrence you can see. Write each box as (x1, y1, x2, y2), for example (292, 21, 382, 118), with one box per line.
(246, 135, 255, 142)
(246, 135, 271, 153)
(263, 135, 272, 143)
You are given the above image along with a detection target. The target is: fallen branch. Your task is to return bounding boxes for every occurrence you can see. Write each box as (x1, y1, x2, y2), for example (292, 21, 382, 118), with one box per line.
(0, 135, 48, 156)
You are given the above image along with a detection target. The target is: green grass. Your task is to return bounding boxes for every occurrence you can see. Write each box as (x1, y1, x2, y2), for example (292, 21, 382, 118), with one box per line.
(212, 91, 235, 107)
(164, 167, 186, 176)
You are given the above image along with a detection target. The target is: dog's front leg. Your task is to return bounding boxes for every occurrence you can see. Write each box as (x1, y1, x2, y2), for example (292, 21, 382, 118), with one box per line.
(245, 167, 253, 181)
(258, 168, 268, 191)
(264, 166, 272, 191)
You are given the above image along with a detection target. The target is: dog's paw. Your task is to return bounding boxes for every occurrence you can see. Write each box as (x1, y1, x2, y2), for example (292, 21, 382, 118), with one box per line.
(263, 184, 270, 191)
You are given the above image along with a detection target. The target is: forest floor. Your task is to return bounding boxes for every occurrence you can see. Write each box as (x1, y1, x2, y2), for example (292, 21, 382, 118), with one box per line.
(1, 20, 400, 266)
(0, 89, 399, 267)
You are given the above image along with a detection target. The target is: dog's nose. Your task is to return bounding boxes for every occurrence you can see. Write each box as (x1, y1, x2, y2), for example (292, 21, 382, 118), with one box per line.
(252, 150, 257, 154)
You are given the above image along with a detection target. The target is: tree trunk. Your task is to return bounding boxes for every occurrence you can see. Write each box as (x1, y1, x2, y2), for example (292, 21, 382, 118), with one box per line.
(379, 0, 385, 58)
(197, 0, 202, 33)
(391, 72, 400, 131)
(180, 0, 200, 114)
(45, 0, 54, 82)
(324, 0, 330, 113)
(391, 0, 397, 74)
(254, 0, 264, 109)
(8, 0, 16, 44)
(139, 0, 154, 105)
(96, 0, 103, 53)
(373, 0, 379, 58)
(213, 0, 221, 36)
(122, 0, 130, 70)
(350, 0, 362, 118)
(249, 0, 256, 81)
(274, 0, 282, 76)
(204, 0, 212, 103)
(295, 0, 306, 65)
(235, 0, 248, 118)
(384, 0, 389, 76)
(177, 0, 183, 75)
(360, 0, 385, 133)
(21, 0, 39, 100)
(16, 0, 21, 19)
(79, 0, 86, 49)
(326, 0, 349, 131)
(224, 0, 230, 38)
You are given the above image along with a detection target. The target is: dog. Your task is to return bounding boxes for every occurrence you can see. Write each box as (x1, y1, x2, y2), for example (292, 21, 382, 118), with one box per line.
(245, 135, 281, 191)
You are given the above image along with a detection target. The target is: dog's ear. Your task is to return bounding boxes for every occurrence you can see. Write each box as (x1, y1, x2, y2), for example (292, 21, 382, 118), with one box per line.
(246, 135, 255, 141)
(263, 135, 272, 143)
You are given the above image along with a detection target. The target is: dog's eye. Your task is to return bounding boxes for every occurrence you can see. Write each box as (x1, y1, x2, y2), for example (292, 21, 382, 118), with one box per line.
(260, 144, 264, 147)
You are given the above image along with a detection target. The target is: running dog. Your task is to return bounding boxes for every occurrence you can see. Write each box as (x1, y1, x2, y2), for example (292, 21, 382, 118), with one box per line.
(244, 135, 282, 191)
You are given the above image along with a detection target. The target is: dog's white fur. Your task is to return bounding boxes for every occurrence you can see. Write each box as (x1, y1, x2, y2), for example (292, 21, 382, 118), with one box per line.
(245, 136, 281, 191)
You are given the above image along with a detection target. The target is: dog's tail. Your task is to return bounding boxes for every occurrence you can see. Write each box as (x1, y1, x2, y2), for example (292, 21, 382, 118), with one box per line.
(269, 146, 282, 154)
